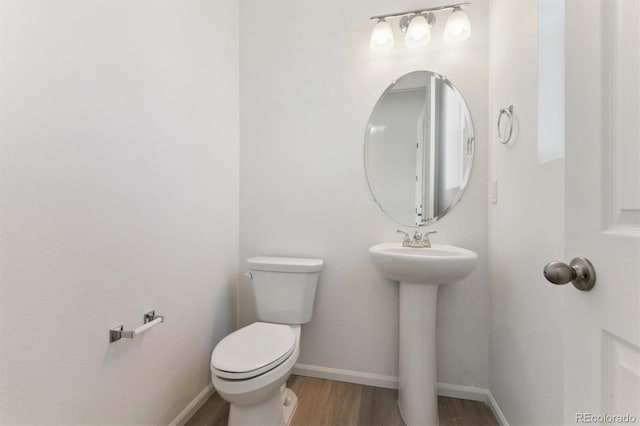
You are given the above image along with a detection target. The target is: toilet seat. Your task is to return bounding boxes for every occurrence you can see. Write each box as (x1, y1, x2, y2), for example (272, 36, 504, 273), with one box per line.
(211, 322, 296, 380)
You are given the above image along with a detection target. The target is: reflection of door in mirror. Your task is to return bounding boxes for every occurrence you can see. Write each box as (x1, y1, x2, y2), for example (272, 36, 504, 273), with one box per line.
(418, 76, 469, 224)
(415, 78, 429, 225)
(435, 78, 467, 218)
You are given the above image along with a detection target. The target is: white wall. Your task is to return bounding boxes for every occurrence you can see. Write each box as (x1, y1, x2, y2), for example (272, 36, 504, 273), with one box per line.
(239, 0, 490, 388)
(488, 0, 564, 423)
(0, 1, 238, 424)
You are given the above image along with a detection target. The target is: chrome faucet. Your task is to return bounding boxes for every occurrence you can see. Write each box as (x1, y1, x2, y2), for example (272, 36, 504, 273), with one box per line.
(397, 229, 438, 248)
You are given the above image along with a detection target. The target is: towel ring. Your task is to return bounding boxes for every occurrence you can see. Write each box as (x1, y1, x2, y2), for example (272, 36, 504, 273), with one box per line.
(497, 105, 514, 144)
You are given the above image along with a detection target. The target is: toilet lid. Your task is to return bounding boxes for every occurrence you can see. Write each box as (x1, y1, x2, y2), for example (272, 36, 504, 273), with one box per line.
(247, 256, 324, 273)
(211, 322, 296, 379)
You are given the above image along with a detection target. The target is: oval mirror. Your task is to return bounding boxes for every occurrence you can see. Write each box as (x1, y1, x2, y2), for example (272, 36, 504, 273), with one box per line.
(364, 71, 474, 227)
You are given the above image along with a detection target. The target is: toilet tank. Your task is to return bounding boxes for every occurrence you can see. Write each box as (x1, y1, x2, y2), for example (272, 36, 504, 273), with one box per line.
(247, 256, 324, 324)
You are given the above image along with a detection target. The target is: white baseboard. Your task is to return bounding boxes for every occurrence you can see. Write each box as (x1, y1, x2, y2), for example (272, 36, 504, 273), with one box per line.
(293, 363, 399, 389)
(436, 382, 508, 426)
(169, 383, 215, 426)
(436, 382, 487, 401)
(293, 363, 509, 426)
(485, 389, 509, 426)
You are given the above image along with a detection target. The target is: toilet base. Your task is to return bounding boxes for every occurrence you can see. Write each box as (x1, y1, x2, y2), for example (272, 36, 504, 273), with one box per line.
(282, 387, 298, 425)
(228, 386, 298, 426)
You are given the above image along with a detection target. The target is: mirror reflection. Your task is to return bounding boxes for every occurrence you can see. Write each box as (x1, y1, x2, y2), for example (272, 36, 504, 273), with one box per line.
(364, 71, 474, 226)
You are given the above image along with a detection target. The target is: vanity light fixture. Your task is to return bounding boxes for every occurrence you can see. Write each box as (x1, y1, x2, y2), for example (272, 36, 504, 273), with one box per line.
(443, 6, 471, 43)
(369, 2, 470, 52)
(404, 13, 432, 48)
(370, 18, 394, 52)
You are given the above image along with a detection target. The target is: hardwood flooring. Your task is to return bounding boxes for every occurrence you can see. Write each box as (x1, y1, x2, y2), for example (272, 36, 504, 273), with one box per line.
(186, 375, 498, 426)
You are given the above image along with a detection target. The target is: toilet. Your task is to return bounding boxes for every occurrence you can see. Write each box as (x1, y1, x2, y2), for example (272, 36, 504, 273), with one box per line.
(210, 256, 324, 426)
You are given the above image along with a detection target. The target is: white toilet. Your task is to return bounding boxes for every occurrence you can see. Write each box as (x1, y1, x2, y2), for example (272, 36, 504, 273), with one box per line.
(210, 256, 324, 426)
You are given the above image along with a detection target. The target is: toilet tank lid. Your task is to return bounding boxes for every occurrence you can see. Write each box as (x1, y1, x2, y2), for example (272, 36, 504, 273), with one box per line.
(247, 256, 324, 273)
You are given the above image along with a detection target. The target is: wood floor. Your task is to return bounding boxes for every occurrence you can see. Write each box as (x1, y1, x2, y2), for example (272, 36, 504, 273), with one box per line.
(186, 375, 498, 426)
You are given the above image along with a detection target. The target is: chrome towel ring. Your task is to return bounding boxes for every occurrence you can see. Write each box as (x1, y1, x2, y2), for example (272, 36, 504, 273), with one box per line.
(497, 104, 514, 144)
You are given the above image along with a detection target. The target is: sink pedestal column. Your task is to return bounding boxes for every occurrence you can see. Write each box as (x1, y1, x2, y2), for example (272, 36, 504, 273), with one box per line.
(398, 282, 439, 426)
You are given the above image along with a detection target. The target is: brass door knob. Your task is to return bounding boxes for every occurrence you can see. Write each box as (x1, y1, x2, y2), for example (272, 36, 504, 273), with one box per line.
(543, 257, 596, 291)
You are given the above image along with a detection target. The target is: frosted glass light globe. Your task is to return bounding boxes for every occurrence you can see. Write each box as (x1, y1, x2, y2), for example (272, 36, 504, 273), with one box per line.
(444, 7, 471, 43)
(405, 14, 431, 48)
(370, 19, 394, 52)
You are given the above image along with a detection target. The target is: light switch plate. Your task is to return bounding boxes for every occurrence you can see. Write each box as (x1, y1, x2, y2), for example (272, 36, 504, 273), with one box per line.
(490, 179, 498, 204)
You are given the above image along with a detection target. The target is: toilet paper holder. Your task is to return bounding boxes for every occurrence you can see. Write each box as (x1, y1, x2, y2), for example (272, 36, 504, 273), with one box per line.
(109, 310, 164, 343)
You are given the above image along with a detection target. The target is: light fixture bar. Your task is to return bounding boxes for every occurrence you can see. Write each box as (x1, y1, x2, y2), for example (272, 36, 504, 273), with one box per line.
(370, 2, 470, 21)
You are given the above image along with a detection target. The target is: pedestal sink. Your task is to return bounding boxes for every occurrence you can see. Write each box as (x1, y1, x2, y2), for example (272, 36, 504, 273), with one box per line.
(369, 243, 478, 426)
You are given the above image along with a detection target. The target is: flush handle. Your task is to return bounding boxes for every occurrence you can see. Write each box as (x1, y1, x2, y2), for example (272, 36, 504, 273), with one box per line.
(543, 257, 596, 291)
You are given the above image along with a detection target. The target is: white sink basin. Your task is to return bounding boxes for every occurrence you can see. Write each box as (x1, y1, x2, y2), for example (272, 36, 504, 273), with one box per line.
(369, 243, 478, 284)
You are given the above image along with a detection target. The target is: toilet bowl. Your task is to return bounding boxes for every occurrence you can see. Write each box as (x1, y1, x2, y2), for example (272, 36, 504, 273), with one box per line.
(211, 323, 301, 426)
(210, 256, 323, 426)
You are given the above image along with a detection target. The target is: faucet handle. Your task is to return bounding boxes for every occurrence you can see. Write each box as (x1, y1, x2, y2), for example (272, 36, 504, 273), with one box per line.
(422, 230, 437, 247)
(397, 229, 411, 246)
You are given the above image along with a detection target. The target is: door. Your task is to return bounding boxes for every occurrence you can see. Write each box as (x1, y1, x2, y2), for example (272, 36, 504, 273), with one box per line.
(564, 0, 640, 423)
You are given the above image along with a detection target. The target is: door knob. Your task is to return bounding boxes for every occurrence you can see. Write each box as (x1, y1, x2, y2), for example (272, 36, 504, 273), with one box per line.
(543, 257, 596, 291)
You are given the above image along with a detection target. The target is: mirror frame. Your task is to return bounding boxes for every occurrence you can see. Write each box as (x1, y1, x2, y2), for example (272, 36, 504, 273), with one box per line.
(363, 70, 475, 227)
